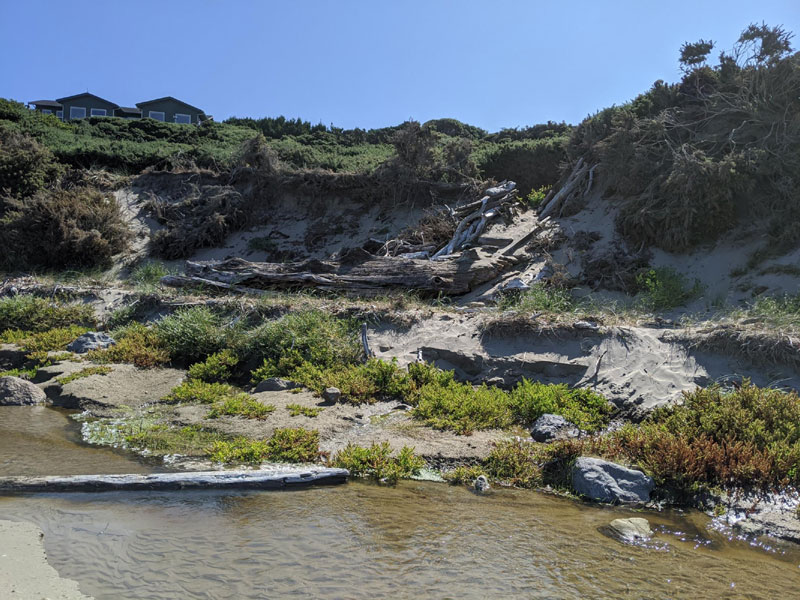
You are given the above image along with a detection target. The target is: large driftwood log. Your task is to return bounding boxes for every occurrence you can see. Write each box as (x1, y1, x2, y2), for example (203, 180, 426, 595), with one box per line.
(0, 468, 349, 493)
(169, 250, 516, 295)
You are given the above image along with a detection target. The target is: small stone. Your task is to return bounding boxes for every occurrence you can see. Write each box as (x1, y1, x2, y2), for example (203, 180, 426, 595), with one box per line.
(530, 414, 580, 442)
(573, 320, 599, 331)
(608, 517, 652, 542)
(572, 457, 654, 504)
(474, 475, 490, 493)
(322, 387, 341, 402)
(254, 378, 297, 393)
(67, 331, 116, 354)
(0, 376, 48, 405)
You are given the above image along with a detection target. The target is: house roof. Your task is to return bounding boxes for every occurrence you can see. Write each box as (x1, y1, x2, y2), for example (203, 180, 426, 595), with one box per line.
(55, 92, 119, 107)
(30, 100, 62, 108)
(136, 96, 205, 114)
(116, 106, 142, 113)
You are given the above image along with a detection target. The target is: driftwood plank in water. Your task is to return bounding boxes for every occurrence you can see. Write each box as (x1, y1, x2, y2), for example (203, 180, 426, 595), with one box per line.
(177, 250, 514, 295)
(0, 468, 349, 493)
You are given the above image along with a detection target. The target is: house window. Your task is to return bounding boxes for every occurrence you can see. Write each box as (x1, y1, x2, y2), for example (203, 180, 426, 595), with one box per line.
(174, 113, 191, 124)
(90, 108, 107, 117)
(70, 106, 86, 119)
(56, 110, 63, 120)
(149, 111, 165, 121)
(42, 109, 52, 115)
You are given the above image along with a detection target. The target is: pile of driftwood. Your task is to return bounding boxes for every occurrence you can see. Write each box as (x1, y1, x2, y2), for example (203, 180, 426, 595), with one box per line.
(369, 180, 519, 260)
(161, 180, 551, 295)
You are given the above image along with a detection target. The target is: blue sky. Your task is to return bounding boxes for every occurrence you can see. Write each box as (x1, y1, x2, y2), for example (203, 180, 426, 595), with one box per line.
(2, 1, 798, 131)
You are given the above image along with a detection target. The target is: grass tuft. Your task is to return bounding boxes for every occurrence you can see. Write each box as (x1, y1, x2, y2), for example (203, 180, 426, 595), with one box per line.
(286, 403, 323, 417)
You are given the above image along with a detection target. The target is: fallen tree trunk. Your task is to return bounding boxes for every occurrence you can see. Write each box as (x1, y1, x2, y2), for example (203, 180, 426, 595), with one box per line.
(167, 249, 517, 296)
(162, 214, 553, 296)
(0, 468, 349, 493)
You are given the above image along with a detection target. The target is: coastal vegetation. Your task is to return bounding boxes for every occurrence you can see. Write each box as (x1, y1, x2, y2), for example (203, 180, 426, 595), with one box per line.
(0, 24, 798, 548)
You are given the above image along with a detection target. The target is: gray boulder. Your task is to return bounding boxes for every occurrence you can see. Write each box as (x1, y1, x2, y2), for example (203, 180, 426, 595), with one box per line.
(530, 414, 579, 442)
(322, 387, 341, 402)
(0, 376, 47, 405)
(67, 332, 115, 354)
(608, 517, 652, 542)
(572, 457, 654, 504)
(254, 378, 298, 393)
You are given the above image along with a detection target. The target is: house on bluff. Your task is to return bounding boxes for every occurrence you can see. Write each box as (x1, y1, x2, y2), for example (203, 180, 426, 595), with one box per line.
(28, 93, 208, 124)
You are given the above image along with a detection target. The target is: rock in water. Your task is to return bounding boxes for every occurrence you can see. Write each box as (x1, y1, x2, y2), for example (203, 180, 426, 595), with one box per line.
(608, 517, 652, 542)
(67, 331, 115, 354)
(530, 414, 579, 442)
(572, 457, 654, 504)
(0, 376, 47, 406)
(322, 387, 341, 402)
(254, 378, 298, 393)
(474, 475, 490, 493)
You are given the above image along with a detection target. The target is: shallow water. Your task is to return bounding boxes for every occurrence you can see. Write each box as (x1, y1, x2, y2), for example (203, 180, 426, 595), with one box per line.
(1, 406, 799, 599)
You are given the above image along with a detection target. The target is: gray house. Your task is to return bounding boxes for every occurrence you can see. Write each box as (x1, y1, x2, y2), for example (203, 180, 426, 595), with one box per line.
(28, 93, 207, 124)
(136, 96, 207, 124)
(28, 99, 63, 117)
(56, 93, 118, 120)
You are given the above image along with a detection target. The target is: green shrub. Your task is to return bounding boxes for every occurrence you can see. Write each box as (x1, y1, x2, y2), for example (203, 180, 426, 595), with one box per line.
(1, 186, 131, 270)
(474, 137, 567, 194)
(408, 366, 611, 435)
(412, 380, 512, 435)
(88, 322, 169, 367)
(0, 129, 63, 200)
(243, 310, 361, 375)
(0, 366, 38, 379)
(188, 349, 239, 383)
(508, 380, 612, 432)
(2, 324, 88, 354)
(286, 358, 411, 404)
(154, 306, 225, 362)
(332, 442, 425, 484)
(525, 185, 551, 209)
(636, 267, 703, 310)
(207, 394, 274, 419)
(286, 403, 323, 417)
(499, 285, 575, 313)
(162, 380, 237, 404)
(208, 429, 321, 463)
(483, 439, 544, 488)
(208, 437, 270, 463)
(264, 427, 320, 463)
(0, 296, 94, 332)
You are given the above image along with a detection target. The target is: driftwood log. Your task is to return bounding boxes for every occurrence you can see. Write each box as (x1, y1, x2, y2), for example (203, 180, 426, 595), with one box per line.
(162, 217, 552, 296)
(164, 249, 515, 295)
(0, 468, 349, 494)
